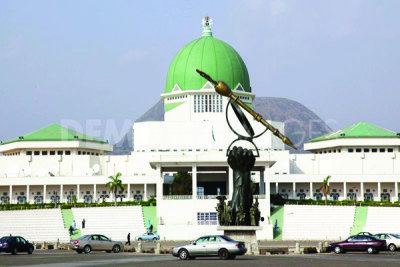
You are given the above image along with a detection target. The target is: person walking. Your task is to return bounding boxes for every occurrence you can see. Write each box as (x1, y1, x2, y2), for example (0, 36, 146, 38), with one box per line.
(126, 233, 131, 246)
(82, 218, 86, 229)
(72, 220, 76, 230)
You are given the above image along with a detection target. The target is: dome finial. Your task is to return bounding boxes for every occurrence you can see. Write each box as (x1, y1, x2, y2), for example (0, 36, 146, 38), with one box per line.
(201, 16, 213, 37)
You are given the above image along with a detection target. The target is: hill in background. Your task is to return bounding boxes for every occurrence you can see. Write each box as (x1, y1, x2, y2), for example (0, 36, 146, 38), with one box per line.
(112, 97, 331, 154)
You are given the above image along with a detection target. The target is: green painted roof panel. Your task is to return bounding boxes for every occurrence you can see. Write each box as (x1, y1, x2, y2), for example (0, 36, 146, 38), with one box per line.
(2, 124, 107, 145)
(310, 122, 399, 142)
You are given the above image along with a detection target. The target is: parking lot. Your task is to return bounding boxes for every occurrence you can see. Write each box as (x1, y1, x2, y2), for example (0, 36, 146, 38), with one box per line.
(3, 250, 400, 267)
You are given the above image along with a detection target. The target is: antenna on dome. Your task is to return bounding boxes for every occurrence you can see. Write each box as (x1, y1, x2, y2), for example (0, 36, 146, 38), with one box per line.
(201, 16, 213, 37)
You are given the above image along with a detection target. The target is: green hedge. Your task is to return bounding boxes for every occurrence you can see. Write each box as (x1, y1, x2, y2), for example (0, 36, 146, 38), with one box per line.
(0, 199, 157, 211)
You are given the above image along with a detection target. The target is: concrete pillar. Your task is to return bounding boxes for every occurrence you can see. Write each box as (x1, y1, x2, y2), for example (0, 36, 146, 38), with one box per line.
(77, 184, 80, 203)
(229, 168, 234, 199)
(43, 185, 47, 204)
(155, 242, 161, 254)
(156, 165, 163, 201)
(310, 183, 313, 199)
(144, 184, 148, 201)
(259, 170, 265, 195)
(127, 184, 130, 201)
(192, 165, 197, 199)
(377, 182, 381, 202)
(93, 184, 97, 203)
(360, 183, 364, 201)
(395, 182, 399, 202)
(9, 186, 12, 204)
(275, 182, 278, 195)
(343, 182, 346, 201)
(293, 183, 296, 199)
(26, 185, 30, 204)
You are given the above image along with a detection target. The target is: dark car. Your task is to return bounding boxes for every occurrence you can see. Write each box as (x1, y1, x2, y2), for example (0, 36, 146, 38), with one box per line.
(0, 236, 34, 255)
(328, 235, 386, 254)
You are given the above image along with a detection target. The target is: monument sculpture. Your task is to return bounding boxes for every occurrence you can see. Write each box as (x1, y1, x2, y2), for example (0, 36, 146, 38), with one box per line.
(197, 69, 296, 228)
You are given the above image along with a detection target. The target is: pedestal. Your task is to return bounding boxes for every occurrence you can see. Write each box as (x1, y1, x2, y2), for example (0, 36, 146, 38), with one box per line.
(217, 226, 262, 255)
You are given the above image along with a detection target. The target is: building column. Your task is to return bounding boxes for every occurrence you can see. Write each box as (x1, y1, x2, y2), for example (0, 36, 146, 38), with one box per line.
(229, 168, 234, 199)
(26, 185, 30, 204)
(144, 184, 148, 201)
(60, 184, 64, 203)
(192, 165, 197, 199)
(94, 184, 97, 202)
(360, 183, 364, 201)
(43, 185, 47, 204)
(259, 170, 265, 195)
(310, 183, 313, 199)
(77, 184, 80, 203)
(395, 182, 399, 202)
(126, 184, 130, 201)
(156, 165, 163, 201)
(343, 182, 346, 201)
(9, 186, 12, 204)
(293, 183, 296, 199)
(377, 182, 381, 202)
(275, 182, 278, 195)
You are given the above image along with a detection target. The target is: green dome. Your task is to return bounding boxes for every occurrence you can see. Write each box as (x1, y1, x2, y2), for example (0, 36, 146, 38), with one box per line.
(165, 29, 251, 93)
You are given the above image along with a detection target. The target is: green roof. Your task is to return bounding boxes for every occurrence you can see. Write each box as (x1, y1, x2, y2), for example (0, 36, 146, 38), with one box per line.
(2, 124, 107, 145)
(310, 122, 399, 142)
(165, 27, 250, 94)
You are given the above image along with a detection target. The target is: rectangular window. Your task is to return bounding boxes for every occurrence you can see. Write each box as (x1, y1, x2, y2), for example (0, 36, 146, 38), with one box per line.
(20, 192, 24, 196)
(194, 95, 197, 113)
(388, 148, 394, 152)
(197, 212, 218, 225)
(26, 151, 32, 155)
(208, 94, 211, 112)
(348, 148, 354, 153)
(34, 151, 40, 155)
(50, 151, 55, 155)
(372, 148, 377, 153)
(37, 192, 41, 195)
(205, 95, 208, 112)
(364, 148, 370, 153)
(86, 191, 90, 194)
(65, 151, 71, 155)
(356, 148, 362, 152)
(379, 148, 385, 152)
(78, 151, 81, 155)
(42, 151, 48, 155)
(57, 151, 63, 155)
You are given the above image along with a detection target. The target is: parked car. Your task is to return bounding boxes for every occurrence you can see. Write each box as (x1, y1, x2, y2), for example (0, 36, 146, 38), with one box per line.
(70, 234, 123, 254)
(135, 232, 160, 241)
(172, 235, 247, 260)
(374, 233, 400, 251)
(328, 235, 386, 254)
(0, 236, 34, 255)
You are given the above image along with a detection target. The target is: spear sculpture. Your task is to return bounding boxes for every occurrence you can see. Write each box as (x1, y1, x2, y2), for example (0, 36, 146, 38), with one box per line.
(196, 69, 297, 150)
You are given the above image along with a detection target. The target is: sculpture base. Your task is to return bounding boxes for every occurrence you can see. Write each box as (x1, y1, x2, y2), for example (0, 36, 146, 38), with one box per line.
(217, 226, 262, 255)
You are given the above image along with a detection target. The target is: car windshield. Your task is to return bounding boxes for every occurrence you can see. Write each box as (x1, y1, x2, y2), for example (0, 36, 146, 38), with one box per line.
(391, 234, 400, 239)
(0, 237, 10, 242)
(220, 235, 234, 242)
(78, 235, 91, 240)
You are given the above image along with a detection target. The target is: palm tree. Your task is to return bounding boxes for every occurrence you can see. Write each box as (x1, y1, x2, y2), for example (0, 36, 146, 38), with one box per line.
(320, 175, 331, 205)
(106, 172, 125, 206)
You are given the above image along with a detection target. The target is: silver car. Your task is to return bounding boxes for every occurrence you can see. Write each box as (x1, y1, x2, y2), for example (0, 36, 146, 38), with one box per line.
(172, 235, 247, 260)
(70, 234, 124, 254)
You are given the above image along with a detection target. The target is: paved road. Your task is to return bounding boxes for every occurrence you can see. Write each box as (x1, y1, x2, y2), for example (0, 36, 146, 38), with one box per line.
(3, 250, 400, 267)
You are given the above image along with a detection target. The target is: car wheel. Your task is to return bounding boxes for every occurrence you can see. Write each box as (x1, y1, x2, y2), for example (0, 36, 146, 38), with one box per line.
(334, 246, 342, 254)
(228, 254, 236, 260)
(367, 246, 375, 254)
(83, 245, 91, 254)
(153, 237, 157, 241)
(138, 238, 142, 241)
(76, 250, 83, 254)
(178, 249, 189, 260)
(218, 249, 229, 260)
(389, 244, 396, 252)
(112, 245, 121, 253)
(28, 246, 34, 254)
(12, 247, 17, 255)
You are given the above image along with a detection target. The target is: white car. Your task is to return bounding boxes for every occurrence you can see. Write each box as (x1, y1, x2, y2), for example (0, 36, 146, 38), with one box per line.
(374, 233, 400, 251)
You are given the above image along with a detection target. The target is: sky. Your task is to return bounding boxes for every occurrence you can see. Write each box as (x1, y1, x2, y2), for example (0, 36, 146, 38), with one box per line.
(1, 0, 400, 144)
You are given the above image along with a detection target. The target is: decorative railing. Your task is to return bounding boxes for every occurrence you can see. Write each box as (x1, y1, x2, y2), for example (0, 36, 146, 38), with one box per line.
(162, 195, 192, 200)
(254, 195, 266, 199)
(197, 195, 228, 200)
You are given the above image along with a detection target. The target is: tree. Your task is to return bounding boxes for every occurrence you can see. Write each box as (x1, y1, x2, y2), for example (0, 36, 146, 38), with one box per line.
(170, 172, 192, 195)
(106, 172, 125, 206)
(320, 175, 331, 206)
